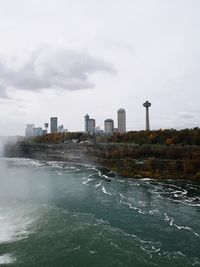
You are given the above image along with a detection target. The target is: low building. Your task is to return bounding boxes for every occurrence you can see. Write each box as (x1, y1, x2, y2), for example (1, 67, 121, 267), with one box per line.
(58, 125, 64, 133)
(33, 127, 43, 137)
(94, 126, 101, 133)
(44, 123, 49, 133)
(42, 130, 47, 136)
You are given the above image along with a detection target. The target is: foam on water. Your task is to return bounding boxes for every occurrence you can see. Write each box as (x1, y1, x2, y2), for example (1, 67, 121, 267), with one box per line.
(119, 193, 160, 215)
(29, 160, 45, 167)
(134, 179, 200, 208)
(47, 161, 64, 169)
(82, 178, 95, 186)
(141, 178, 154, 181)
(0, 254, 15, 265)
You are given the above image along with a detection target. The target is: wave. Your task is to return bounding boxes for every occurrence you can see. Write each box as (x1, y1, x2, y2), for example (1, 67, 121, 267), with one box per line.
(95, 181, 102, 188)
(29, 160, 45, 167)
(101, 186, 113, 195)
(82, 177, 95, 186)
(137, 180, 200, 208)
(164, 213, 200, 237)
(46, 161, 64, 169)
(119, 193, 159, 215)
(141, 178, 154, 181)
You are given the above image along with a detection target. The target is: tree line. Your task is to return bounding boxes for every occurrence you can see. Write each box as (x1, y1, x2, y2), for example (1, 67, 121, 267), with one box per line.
(99, 128, 200, 146)
(31, 128, 200, 146)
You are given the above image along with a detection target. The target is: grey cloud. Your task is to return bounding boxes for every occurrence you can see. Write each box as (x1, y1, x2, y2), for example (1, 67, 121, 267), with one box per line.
(190, 110, 200, 114)
(178, 112, 194, 119)
(0, 45, 115, 97)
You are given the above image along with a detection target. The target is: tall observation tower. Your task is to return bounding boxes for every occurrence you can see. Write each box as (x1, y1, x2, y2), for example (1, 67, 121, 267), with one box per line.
(143, 101, 151, 131)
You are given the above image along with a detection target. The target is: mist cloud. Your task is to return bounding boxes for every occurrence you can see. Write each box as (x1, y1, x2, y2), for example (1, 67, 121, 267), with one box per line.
(0, 84, 9, 99)
(0, 45, 115, 98)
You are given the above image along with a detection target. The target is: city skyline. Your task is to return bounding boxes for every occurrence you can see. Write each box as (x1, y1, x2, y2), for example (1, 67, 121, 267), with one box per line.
(0, 0, 200, 136)
(26, 107, 127, 137)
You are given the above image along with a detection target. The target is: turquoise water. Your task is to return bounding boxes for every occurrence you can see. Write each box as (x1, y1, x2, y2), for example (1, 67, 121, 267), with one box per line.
(0, 157, 199, 267)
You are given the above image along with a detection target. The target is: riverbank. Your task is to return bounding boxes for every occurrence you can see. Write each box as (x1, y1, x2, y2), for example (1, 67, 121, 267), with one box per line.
(3, 141, 200, 181)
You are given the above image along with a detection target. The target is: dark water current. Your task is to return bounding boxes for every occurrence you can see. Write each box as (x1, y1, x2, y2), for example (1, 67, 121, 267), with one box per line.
(0, 157, 199, 267)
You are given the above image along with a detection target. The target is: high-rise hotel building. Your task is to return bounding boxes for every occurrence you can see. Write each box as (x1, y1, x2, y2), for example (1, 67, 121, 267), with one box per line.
(104, 119, 114, 134)
(50, 117, 58, 133)
(117, 109, 126, 133)
(84, 114, 95, 135)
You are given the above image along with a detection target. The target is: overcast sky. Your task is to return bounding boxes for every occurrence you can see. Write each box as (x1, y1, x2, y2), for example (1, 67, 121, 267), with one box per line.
(0, 0, 200, 135)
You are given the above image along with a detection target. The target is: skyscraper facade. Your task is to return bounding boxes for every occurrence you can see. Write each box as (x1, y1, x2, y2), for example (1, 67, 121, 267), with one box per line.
(88, 119, 95, 135)
(117, 109, 126, 133)
(104, 119, 114, 134)
(84, 114, 89, 132)
(84, 114, 95, 134)
(50, 117, 58, 133)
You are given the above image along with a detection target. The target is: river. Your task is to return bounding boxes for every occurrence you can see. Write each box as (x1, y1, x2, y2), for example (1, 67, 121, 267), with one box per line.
(0, 157, 199, 267)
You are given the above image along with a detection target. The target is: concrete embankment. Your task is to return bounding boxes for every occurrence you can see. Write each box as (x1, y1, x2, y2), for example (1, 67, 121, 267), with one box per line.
(3, 142, 200, 180)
